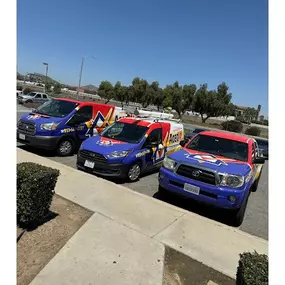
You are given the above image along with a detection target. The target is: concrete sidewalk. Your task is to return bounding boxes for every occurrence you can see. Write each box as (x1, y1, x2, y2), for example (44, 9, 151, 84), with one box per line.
(17, 148, 268, 284)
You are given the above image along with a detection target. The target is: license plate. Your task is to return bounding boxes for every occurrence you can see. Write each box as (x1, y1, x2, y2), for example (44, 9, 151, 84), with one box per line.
(84, 160, 95, 169)
(19, 133, 25, 140)
(183, 183, 200, 195)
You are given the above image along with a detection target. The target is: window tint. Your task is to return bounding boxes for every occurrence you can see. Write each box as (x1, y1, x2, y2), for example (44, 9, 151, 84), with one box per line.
(145, 128, 162, 147)
(35, 94, 42, 98)
(69, 106, 93, 125)
(42, 94, 47, 98)
(187, 134, 249, 162)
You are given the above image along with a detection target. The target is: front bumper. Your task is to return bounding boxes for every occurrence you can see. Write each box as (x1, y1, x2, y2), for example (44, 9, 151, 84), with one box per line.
(158, 167, 247, 209)
(17, 131, 60, 150)
(76, 152, 130, 178)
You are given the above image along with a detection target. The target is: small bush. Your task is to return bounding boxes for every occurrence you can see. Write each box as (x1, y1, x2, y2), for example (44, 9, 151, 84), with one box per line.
(245, 126, 261, 137)
(17, 162, 60, 226)
(23, 87, 34, 95)
(236, 251, 268, 285)
(221, 120, 243, 133)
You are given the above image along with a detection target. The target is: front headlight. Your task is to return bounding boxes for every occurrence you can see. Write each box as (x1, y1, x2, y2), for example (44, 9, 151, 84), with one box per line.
(40, 122, 59, 130)
(107, 150, 130, 158)
(163, 156, 176, 171)
(219, 173, 244, 188)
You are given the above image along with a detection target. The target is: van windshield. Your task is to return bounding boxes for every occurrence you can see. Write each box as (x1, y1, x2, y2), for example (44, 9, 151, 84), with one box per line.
(34, 99, 78, 118)
(101, 122, 148, 143)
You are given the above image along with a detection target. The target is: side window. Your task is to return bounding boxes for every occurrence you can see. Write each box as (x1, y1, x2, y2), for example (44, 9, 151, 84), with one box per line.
(42, 94, 47, 99)
(68, 106, 93, 125)
(144, 128, 162, 147)
(35, 94, 42, 98)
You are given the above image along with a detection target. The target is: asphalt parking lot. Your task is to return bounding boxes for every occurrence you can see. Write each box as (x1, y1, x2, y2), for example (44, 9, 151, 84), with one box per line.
(17, 107, 268, 240)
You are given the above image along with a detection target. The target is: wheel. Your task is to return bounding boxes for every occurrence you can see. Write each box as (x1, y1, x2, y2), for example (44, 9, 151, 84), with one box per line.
(231, 193, 249, 227)
(56, 138, 75, 156)
(127, 163, 141, 182)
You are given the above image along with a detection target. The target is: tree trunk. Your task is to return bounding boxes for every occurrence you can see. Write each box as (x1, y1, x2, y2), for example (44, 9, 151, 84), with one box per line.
(105, 99, 110, 104)
(201, 114, 210, 123)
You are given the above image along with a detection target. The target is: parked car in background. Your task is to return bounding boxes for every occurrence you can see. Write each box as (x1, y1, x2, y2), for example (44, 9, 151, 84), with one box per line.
(184, 128, 208, 140)
(255, 138, 268, 158)
(17, 92, 50, 104)
(158, 131, 265, 226)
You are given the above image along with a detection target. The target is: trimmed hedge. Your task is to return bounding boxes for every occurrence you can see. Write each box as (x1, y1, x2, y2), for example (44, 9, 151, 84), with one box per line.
(236, 251, 268, 285)
(23, 87, 35, 95)
(245, 126, 261, 137)
(17, 162, 60, 226)
(221, 120, 243, 133)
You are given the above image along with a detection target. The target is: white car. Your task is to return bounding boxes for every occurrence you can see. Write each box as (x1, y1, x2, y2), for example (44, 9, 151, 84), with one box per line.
(17, 92, 50, 104)
(16, 90, 23, 98)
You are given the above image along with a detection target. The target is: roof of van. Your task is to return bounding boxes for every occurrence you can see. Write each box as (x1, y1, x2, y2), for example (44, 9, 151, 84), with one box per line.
(119, 117, 181, 128)
(55, 97, 115, 108)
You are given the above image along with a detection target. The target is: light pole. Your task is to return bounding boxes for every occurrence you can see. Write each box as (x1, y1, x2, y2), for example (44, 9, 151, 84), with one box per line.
(77, 55, 96, 100)
(43, 62, 49, 93)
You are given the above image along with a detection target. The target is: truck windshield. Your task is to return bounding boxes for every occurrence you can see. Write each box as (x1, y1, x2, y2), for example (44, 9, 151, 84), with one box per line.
(186, 134, 249, 162)
(101, 122, 148, 144)
(34, 99, 78, 118)
(26, 92, 37, 97)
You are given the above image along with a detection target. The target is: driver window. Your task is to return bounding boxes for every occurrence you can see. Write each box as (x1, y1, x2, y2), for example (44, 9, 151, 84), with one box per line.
(144, 128, 162, 148)
(35, 94, 41, 98)
(68, 106, 93, 125)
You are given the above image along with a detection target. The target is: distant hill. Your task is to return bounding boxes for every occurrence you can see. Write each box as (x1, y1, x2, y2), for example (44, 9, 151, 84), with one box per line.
(82, 84, 98, 91)
(17, 72, 60, 85)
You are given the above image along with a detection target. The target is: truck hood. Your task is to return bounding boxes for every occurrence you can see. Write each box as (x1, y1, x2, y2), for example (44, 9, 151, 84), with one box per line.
(20, 113, 64, 124)
(81, 135, 137, 156)
(168, 148, 251, 176)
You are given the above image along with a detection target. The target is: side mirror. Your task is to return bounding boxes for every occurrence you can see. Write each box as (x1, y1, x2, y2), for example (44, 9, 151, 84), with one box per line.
(31, 109, 36, 113)
(254, 157, 265, 164)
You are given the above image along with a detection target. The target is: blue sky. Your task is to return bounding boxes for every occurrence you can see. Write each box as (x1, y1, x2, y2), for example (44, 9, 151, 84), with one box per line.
(17, 0, 268, 116)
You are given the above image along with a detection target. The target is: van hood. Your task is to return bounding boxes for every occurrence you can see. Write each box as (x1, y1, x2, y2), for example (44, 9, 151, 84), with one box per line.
(81, 135, 137, 156)
(168, 148, 251, 176)
(20, 113, 64, 124)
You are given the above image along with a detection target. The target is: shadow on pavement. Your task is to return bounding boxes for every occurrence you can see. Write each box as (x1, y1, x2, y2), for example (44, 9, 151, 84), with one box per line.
(153, 190, 239, 228)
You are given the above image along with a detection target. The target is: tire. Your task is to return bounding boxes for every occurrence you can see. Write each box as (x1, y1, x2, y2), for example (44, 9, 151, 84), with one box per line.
(56, 137, 75, 157)
(127, 163, 141, 182)
(231, 193, 249, 227)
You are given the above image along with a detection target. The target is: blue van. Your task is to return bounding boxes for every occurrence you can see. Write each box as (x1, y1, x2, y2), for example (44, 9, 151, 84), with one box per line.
(76, 117, 184, 181)
(17, 98, 126, 156)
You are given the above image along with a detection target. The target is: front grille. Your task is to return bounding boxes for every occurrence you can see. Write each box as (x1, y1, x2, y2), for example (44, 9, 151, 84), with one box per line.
(79, 150, 107, 163)
(176, 164, 216, 185)
(17, 120, 36, 135)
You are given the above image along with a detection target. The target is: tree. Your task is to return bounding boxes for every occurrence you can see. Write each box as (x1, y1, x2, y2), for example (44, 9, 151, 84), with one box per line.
(163, 82, 196, 118)
(114, 81, 129, 107)
(244, 107, 258, 123)
(130, 77, 151, 107)
(192, 82, 233, 123)
(151, 81, 165, 111)
(53, 83, 61, 94)
(45, 82, 52, 93)
(98, 81, 115, 103)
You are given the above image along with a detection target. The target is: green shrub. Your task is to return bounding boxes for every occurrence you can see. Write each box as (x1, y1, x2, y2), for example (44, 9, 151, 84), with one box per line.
(245, 126, 261, 137)
(17, 162, 60, 226)
(236, 251, 268, 285)
(221, 120, 243, 133)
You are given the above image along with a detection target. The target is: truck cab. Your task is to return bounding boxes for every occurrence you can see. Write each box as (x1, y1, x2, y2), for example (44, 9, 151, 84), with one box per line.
(76, 117, 184, 181)
(17, 98, 127, 156)
(158, 131, 265, 226)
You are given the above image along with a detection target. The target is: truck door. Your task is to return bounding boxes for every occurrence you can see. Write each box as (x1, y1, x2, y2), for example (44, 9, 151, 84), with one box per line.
(67, 106, 94, 141)
(142, 128, 163, 170)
